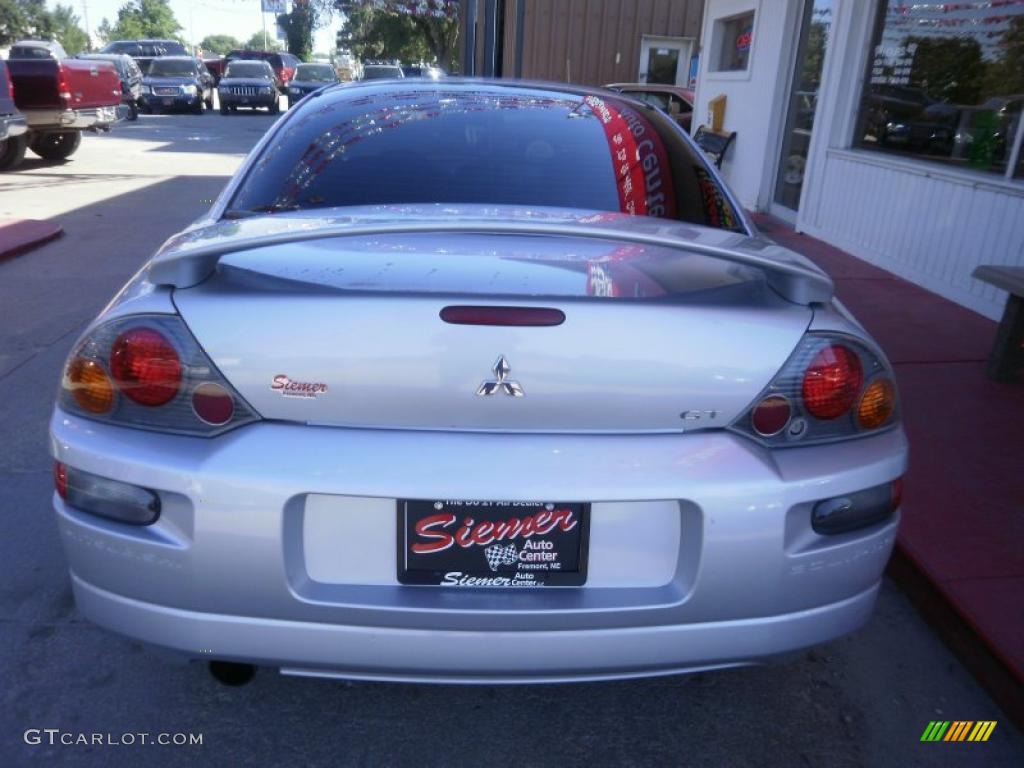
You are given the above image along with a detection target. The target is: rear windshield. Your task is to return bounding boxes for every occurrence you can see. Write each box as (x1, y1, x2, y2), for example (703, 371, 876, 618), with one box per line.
(362, 66, 402, 79)
(225, 62, 271, 79)
(148, 59, 197, 77)
(229, 87, 744, 232)
(9, 46, 54, 59)
(295, 64, 335, 82)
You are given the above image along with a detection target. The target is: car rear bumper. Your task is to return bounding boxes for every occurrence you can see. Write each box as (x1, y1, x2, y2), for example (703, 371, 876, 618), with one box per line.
(23, 105, 121, 130)
(51, 411, 907, 682)
(0, 113, 28, 140)
(71, 572, 880, 683)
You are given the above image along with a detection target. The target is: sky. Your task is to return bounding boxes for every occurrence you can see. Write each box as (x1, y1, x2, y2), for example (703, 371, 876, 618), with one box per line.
(51, 0, 342, 55)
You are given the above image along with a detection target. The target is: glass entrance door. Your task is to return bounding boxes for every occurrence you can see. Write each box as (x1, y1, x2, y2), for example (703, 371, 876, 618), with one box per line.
(772, 1, 833, 214)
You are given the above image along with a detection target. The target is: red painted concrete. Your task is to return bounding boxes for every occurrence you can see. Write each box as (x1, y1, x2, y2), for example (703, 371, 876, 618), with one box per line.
(0, 218, 63, 262)
(753, 213, 1024, 683)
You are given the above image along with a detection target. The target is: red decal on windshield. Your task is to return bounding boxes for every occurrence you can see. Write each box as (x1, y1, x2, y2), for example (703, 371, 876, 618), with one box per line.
(585, 96, 677, 218)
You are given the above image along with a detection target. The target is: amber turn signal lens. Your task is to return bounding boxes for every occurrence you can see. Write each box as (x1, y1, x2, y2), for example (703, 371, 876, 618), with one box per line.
(857, 377, 895, 429)
(67, 357, 115, 414)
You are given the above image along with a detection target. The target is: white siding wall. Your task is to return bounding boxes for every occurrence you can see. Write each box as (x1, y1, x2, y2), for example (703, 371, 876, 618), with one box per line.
(800, 152, 1024, 321)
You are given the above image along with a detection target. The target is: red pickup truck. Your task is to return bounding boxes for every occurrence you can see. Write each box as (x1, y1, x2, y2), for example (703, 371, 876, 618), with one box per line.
(5, 39, 122, 163)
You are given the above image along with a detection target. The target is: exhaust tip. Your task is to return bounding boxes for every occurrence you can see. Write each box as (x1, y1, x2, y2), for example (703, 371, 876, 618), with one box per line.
(208, 661, 256, 687)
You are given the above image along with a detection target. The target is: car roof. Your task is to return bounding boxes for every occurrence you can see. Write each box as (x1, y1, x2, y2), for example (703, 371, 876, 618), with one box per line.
(152, 55, 196, 61)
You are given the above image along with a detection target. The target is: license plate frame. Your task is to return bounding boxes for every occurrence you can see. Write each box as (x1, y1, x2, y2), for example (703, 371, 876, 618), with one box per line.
(397, 500, 590, 587)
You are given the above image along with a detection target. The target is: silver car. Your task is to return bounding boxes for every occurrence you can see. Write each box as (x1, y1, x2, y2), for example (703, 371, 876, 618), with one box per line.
(51, 81, 908, 685)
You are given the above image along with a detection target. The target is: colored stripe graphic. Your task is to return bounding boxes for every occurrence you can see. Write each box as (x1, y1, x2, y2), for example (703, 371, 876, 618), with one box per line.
(920, 720, 997, 742)
(945, 721, 972, 741)
(968, 722, 997, 742)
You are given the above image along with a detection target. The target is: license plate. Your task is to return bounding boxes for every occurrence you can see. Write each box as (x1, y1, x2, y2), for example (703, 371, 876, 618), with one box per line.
(161, 97, 173, 106)
(398, 500, 589, 587)
(240, 98, 250, 104)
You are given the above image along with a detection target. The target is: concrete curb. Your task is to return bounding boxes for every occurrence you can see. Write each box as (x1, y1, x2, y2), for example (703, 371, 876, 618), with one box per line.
(0, 219, 63, 263)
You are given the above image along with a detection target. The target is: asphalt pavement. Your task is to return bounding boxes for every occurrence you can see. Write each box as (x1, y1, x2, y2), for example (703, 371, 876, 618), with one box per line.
(0, 109, 1021, 768)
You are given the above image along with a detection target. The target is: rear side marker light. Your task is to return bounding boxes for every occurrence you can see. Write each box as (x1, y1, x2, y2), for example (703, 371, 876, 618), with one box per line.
(192, 382, 235, 425)
(440, 306, 566, 327)
(802, 344, 863, 420)
(66, 358, 115, 414)
(54, 462, 68, 499)
(110, 327, 182, 406)
(56, 464, 160, 525)
(751, 395, 791, 436)
(857, 378, 896, 429)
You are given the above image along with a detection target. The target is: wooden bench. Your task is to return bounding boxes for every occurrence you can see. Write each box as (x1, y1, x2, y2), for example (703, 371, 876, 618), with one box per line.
(972, 265, 1024, 381)
(693, 125, 736, 169)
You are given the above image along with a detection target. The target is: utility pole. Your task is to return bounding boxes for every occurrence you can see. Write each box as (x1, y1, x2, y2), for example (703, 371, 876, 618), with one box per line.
(82, 0, 91, 50)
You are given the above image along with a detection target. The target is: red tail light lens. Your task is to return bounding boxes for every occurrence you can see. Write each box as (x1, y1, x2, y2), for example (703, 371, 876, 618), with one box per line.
(801, 344, 863, 420)
(110, 328, 182, 406)
(191, 382, 235, 425)
(440, 306, 566, 326)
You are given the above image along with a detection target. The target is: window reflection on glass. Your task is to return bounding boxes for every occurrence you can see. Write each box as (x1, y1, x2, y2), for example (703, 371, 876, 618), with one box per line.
(774, 1, 832, 211)
(713, 12, 755, 72)
(857, 2, 1024, 180)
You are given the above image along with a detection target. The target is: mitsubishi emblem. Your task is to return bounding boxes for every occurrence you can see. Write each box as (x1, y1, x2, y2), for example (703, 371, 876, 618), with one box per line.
(476, 355, 524, 397)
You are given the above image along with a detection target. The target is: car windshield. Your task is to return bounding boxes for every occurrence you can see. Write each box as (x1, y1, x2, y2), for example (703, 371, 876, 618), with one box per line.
(225, 63, 270, 79)
(295, 65, 335, 82)
(228, 86, 744, 232)
(9, 46, 54, 59)
(148, 59, 197, 77)
(362, 66, 401, 79)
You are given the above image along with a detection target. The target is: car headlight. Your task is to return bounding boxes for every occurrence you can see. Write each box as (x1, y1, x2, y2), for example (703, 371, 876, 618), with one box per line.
(183, 84, 198, 95)
(289, 87, 300, 95)
(141, 85, 151, 94)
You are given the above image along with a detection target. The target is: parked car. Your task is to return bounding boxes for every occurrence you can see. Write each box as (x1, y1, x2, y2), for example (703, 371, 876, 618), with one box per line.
(100, 39, 188, 75)
(0, 61, 29, 171)
(6, 40, 122, 162)
(220, 50, 301, 92)
(50, 81, 907, 686)
(77, 53, 144, 121)
(361, 63, 404, 80)
(217, 60, 279, 115)
(604, 83, 695, 131)
(285, 63, 339, 108)
(139, 56, 214, 114)
(200, 52, 227, 85)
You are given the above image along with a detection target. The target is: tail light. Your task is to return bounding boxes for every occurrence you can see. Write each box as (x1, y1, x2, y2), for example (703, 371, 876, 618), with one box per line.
(58, 70, 71, 101)
(731, 333, 899, 447)
(58, 314, 258, 436)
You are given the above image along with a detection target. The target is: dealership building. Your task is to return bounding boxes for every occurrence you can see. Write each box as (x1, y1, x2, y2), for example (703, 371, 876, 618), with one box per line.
(463, 0, 1023, 321)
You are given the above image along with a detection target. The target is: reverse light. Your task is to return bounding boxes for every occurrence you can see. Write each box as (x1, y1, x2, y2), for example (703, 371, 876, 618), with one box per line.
(56, 464, 160, 525)
(110, 327, 182, 406)
(811, 480, 902, 535)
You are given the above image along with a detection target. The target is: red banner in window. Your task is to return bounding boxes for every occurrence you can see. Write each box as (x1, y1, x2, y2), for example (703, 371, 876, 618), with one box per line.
(584, 95, 677, 218)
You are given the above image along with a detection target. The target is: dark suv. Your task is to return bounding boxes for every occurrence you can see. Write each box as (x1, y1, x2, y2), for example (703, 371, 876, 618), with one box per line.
(224, 50, 301, 91)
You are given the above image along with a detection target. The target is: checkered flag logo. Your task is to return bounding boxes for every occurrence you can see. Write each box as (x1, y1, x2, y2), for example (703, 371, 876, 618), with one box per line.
(484, 543, 518, 571)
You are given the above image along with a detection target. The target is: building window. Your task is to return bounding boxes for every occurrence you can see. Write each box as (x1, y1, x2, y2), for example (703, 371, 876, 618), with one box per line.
(856, 2, 1024, 181)
(711, 11, 755, 73)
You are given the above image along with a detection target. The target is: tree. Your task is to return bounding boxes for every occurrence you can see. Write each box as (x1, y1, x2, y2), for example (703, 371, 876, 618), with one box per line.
(907, 36, 985, 105)
(278, 0, 317, 60)
(335, 1, 458, 70)
(0, 0, 55, 45)
(244, 30, 281, 52)
(199, 34, 242, 55)
(51, 4, 89, 54)
(100, 0, 182, 42)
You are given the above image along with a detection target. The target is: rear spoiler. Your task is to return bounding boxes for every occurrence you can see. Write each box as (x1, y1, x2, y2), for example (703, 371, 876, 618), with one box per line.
(147, 220, 834, 305)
